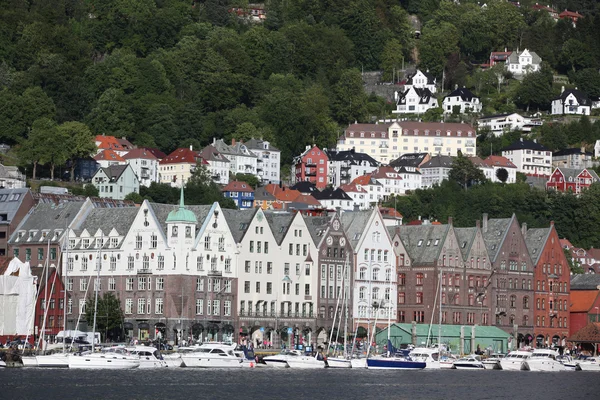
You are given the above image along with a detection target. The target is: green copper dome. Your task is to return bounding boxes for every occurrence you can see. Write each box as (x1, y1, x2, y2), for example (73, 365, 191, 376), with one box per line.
(166, 187, 197, 224)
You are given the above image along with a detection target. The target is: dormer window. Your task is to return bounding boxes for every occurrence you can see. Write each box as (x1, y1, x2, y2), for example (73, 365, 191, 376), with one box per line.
(82, 238, 90, 248)
(417, 239, 423, 247)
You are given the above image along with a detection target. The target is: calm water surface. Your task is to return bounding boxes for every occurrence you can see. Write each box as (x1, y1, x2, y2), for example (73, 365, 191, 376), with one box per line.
(2, 368, 599, 400)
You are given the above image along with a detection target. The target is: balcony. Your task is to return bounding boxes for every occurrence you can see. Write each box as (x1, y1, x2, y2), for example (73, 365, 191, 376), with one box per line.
(137, 268, 152, 275)
(208, 269, 222, 277)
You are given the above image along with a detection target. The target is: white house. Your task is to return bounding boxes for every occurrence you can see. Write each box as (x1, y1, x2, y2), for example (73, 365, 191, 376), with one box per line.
(324, 149, 379, 187)
(477, 113, 543, 136)
(198, 145, 231, 185)
(403, 69, 437, 93)
(0, 164, 26, 189)
(442, 87, 482, 114)
(123, 148, 160, 188)
(483, 155, 518, 183)
(501, 138, 552, 176)
(312, 187, 354, 211)
(93, 149, 126, 169)
(551, 88, 592, 116)
(342, 209, 396, 329)
(469, 156, 495, 181)
(505, 49, 541, 78)
(212, 139, 258, 177)
(419, 154, 454, 188)
(393, 87, 439, 115)
(91, 164, 139, 200)
(245, 138, 281, 185)
(339, 183, 370, 210)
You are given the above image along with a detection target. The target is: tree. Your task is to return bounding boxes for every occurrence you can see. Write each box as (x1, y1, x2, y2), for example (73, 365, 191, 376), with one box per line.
(71, 184, 100, 197)
(85, 292, 125, 342)
(448, 151, 486, 190)
(380, 39, 405, 81)
(417, 21, 459, 77)
(185, 163, 237, 209)
(514, 67, 554, 111)
(58, 122, 97, 182)
(124, 192, 144, 204)
(330, 68, 368, 125)
(19, 118, 58, 179)
(564, 248, 583, 274)
(233, 173, 260, 189)
(495, 168, 508, 183)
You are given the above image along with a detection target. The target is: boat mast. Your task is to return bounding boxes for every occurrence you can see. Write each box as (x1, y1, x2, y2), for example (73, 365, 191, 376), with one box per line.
(91, 233, 103, 353)
(427, 269, 441, 347)
(39, 238, 52, 352)
(342, 256, 349, 358)
(62, 226, 69, 354)
(438, 269, 443, 351)
(327, 264, 343, 357)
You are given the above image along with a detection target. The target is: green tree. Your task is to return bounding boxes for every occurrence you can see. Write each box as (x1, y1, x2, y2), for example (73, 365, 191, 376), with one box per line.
(380, 39, 405, 82)
(186, 163, 236, 209)
(448, 151, 486, 190)
(19, 118, 58, 179)
(233, 173, 259, 189)
(139, 182, 179, 204)
(124, 192, 144, 204)
(58, 121, 96, 182)
(564, 248, 583, 274)
(70, 183, 100, 197)
(495, 168, 508, 183)
(84, 292, 125, 342)
(417, 21, 459, 78)
(330, 68, 368, 125)
(514, 67, 555, 112)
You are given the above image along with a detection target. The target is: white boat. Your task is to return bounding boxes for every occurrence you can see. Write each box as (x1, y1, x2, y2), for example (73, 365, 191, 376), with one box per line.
(522, 349, 564, 371)
(499, 350, 531, 371)
(453, 355, 485, 370)
(325, 356, 352, 368)
(577, 357, 600, 371)
(127, 346, 167, 368)
(20, 356, 38, 367)
(482, 353, 504, 370)
(68, 347, 140, 369)
(440, 354, 458, 369)
(409, 347, 441, 369)
(36, 353, 69, 368)
(180, 342, 243, 368)
(285, 353, 327, 369)
(350, 357, 367, 369)
(262, 349, 303, 368)
(163, 345, 202, 368)
(557, 355, 577, 371)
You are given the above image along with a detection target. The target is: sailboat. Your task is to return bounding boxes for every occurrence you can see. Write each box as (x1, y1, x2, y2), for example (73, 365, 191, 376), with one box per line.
(325, 257, 352, 368)
(68, 234, 139, 369)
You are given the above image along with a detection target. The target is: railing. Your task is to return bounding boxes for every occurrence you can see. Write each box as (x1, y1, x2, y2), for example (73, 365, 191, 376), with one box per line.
(239, 311, 315, 318)
(137, 268, 152, 275)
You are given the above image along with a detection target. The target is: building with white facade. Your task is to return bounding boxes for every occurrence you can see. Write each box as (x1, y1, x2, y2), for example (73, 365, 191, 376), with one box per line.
(212, 139, 258, 177)
(0, 164, 26, 189)
(342, 209, 396, 330)
(337, 121, 477, 164)
(483, 155, 518, 183)
(505, 49, 541, 78)
(393, 87, 439, 115)
(245, 138, 281, 185)
(198, 145, 230, 185)
(403, 69, 437, 93)
(159, 146, 205, 188)
(93, 150, 126, 169)
(442, 87, 482, 114)
(477, 113, 543, 136)
(551, 88, 592, 116)
(501, 138, 552, 176)
(419, 154, 453, 188)
(339, 183, 370, 210)
(552, 148, 597, 170)
(123, 148, 160, 188)
(91, 164, 139, 200)
(313, 187, 354, 211)
(324, 149, 379, 187)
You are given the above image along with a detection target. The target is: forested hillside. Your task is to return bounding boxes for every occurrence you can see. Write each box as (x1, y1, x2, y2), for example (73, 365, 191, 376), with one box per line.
(1, 0, 600, 169)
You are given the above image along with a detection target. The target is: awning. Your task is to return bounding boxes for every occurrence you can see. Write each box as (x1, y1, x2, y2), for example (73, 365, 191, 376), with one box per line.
(154, 322, 167, 329)
(222, 324, 234, 333)
(123, 323, 133, 330)
(191, 323, 204, 332)
(138, 322, 150, 330)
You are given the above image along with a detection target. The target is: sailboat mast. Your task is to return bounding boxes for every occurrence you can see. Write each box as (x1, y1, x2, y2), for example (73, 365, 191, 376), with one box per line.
(342, 256, 349, 357)
(438, 269, 443, 350)
(62, 226, 69, 354)
(91, 234, 103, 352)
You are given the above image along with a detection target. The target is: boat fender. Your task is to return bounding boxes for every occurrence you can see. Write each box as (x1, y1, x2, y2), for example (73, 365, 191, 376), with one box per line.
(249, 362, 255, 368)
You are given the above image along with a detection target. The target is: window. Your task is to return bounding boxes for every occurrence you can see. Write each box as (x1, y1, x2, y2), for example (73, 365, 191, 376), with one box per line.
(256, 282, 261, 293)
(126, 278, 134, 291)
(305, 284, 310, 296)
(225, 258, 231, 273)
(66, 278, 73, 291)
(138, 277, 147, 291)
(416, 273, 424, 286)
(125, 299, 133, 314)
(267, 262, 273, 274)
(218, 236, 225, 251)
(213, 300, 220, 316)
(523, 297, 529, 309)
(151, 234, 157, 248)
(196, 278, 204, 292)
(80, 278, 88, 292)
(196, 299, 204, 315)
(155, 298, 164, 314)
(81, 257, 88, 271)
(127, 256, 134, 271)
(224, 300, 231, 316)
(204, 236, 211, 250)
(398, 273, 406, 286)
(244, 281, 250, 293)
(137, 298, 145, 314)
(156, 277, 164, 290)
(416, 292, 423, 304)
(108, 277, 116, 291)
(250, 241, 255, 253)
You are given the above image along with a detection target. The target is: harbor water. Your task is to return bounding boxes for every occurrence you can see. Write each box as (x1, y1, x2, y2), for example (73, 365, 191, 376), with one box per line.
(2, 368, 599, 400)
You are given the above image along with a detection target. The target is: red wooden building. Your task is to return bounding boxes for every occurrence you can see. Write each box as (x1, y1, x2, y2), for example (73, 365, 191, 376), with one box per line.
(546, 167, 599, 194)
(32, 267, 69, 343)
(293, 145, 329, 189)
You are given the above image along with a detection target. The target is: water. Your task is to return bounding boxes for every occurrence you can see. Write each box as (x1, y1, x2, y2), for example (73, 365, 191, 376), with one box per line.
(2, 368, 599, 400)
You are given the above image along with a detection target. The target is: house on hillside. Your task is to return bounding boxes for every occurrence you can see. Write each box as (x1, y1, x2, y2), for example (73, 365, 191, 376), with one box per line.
(477, 113, 543, 136)
(501, 139, 552, 176)
(324, 148, 379, 187)
(420, 155, 454, 188)
(552, 148, 596, 169)
(91, 164, 139, 200)
(483, 155, 518, 183)
(159, 146, 206, 188)
(122, 148, 160, 188)
(222, 181, 254, 209)
(546, 167, 599, 194)
(198, 145, 230, 185)
(403, 69, 437, 93)
(245, 138, 281, 185)
(93, 149, 126, 169)
(505, 49, 541, 78)
(292, 145, 329, 189)
(393, 87, 439, 115)
(551, 88, 592, 116)
(0, 164, 26, 189)
(442, 87, 482, 114)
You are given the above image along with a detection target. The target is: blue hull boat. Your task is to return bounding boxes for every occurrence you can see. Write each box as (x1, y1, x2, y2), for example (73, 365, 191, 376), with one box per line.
(366, 358, 426, 369)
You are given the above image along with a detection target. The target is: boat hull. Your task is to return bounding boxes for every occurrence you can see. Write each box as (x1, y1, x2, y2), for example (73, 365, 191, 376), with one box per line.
(350, 358, 367, 369)
(262, 358, 289, 368)
(453, 363, 484, 370)
(21, 356, 38, 367)
(577, 362, 600, 371)
(499, 360, 525, 371)
(163, 354, 184, 368)
(326, 357, 352, 368)
(181, 356, 244, 368)
(522, 360, 565, 371)
(68, 354, 140, 369)
(285, 358, 326, 369)
(366, 358, 426, 370)
(36, 354, 69, 368)
(482, 361, 500, 370)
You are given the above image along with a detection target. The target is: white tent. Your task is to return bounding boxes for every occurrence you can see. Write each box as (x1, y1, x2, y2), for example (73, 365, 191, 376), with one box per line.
(0, 258, 36, 336)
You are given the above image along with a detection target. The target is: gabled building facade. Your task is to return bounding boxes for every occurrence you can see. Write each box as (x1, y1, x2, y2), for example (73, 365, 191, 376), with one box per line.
(501, 138, 552, 177)
(222, 180, 255, 209)
(393, 87, 439, 115)
(123, 148, 160, 188)
(442, 88, 482, 114)
(292, 145, 329, 189)
(551, 88, 592, 116)
(324, 149, 379, 187)
(245, 138, 281, 185)
(198, 145, 230, 185)
(159, 146, 204, 188)
(546, 167, 599, 193)
(91, 164, 139, 200)
(505, 49, 541, 78)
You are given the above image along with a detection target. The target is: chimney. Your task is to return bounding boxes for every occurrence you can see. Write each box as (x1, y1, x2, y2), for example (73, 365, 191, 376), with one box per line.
(561, 86, 565, 94)
(476, 220, 480, 228)
(482, 213, 488, 232)
(448, 217, 453, 226)
(521, 222, 528, 236)
(189, 144, 193, 151)
(231, 138, 236, 146)
(550, 220, 554, 227)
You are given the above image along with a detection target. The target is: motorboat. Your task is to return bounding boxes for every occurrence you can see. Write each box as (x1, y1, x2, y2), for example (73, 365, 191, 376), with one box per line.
(127, 346, 167, 368)
(285, 352, 327, 369)
(409, 347, 441, 369)
(453, 355, 484, 370)
(482, 353, 504, 370)
(180, 342, 244, 368)
(350, 356, 367, 369)
(499, 350, 531, 371)
(439, 354, 458, 369)
(366, 355, 426, 370)
(557, 355, 577, 371)
(522, 349, 564, 371)
(68, 346, 140, 369)
(262, 349, 303, 368)
(162, 345, 201, 367)
(577, 357, 600, 371)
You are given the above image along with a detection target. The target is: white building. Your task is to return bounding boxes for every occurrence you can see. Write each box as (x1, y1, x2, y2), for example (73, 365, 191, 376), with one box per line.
(91, 164, 139, 200)
(477, 113, 543, 136)
(501, 138, 552, 176)
(419, 154, 454, 188)
(324, 149, 379, 187)
(442, 87, 482, 114)
(0, 164, 26, 189)
(212, 139, 258, 177)
(483, 155, 518, 183)
(245, 138, 281, 185)
(393, 87, 439, 115)
(93, 150, 126, 169)
(336, 121, 477, 164)
(505, 49, 541, 78)
(198, 145, 231, 185)
(342, 209, 396, 329)
(159, 147, 205, 188)
(339, 183, 370, 210)
(551, 88, 592, 116)
(123, 148, 160, 188)
(403, 69, 437, 93)
(313, 187, 354, 211)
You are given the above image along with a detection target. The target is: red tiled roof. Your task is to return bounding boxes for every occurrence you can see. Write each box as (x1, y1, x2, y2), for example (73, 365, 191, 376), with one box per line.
(569, 322, 600, 343)
(372, 166, 403, 179)
(559, 10, 583, 18)
(570, 291, 600, 313)
(293, 194, 321, 206)
(95, 135, 126, 151)
(275, 189, 301, 202)
(222, 181, 254, 193)
(93, 149, 125, 162)
(123, 148, 158, 160)
(340, 183, 367, 193)
(143, 148, 167, 159)
(160, 148, 200, 165)
(351, 175, 373, 186)
(560, 238, 573, 249)
(484, 155, 517, 168)
(379, 207, 403, 218)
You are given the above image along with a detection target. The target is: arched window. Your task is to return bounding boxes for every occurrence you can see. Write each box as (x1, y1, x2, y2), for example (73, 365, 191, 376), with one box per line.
(372, 287, 380, 301)
(509, 315, 515, 325)
(522, 315, 529, 326)
(523, 296, 529, 309)
(510, 295, 516, 308)
(359, 268, 367, 280)
(416, 292, 423, 304)
(536, 298, 540, 310)
(372, 268, 379, 281)
(359, 286, 366, 300)
(385, 269, 391, 282)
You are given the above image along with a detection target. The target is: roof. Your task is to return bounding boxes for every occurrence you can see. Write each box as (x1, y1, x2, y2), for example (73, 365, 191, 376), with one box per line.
(559, 10, 583, 18)
(339, 183, 367, 193)
(560, 238, 573, 249)
(122, 148, 159, 160)
(324, 149, 379, 166)
(553, 148, 593, 157)
(0, 188, 31, 222)
(502, 139, 549, 152)
(254, 188, 275, 201)
(444, 87, 478, 101)
(93, 149, 125, 162)
(397, 87, 436, 105)
(524, 227, 552, 265)
(9, 201, 86, 244)
(222, 208, 257, 243)
(377, 323, 509, 342)
(571, 274, 600, 290)
(290, 181, 317, 194)
(160, 148, 201, 165)
(398, 224, 450, 264)
(96, 164, 130, 182)
(312, 187, 352, 201)
(481, 216, 513, 262)
(395, 121, 475, 137)
(553, 167, 600, 181)
(264, 212, 295, 245)
(569, 322, 600, 343)
(570, 291, 600, 313)
(389, 153, 429, 168)
(341, 210, 373, 250)
(303, 214, 331, 246)
(213, 139, 257, 158)
(468, 156, 492, 169)
(483, 155, 517, 169)
(198, 145, 230, 163)
(507, 49, 542, 65)
(143, 148, 167, 159)
(379, 207, 403, 219)
(351, 175, 373, 186)
(553, 89, 591, 105)
(244, 138, 280, 152)
(73, 207, 138, 243)
(405, 70, 436, 86)
(292, 194, 322, 206)
(371, 166, 402, 180)
(264, 184, 301, 202)
(166, 188, 198, 224)
(95, 135, 126, 152)
(454, 227, 477, 259)
(148, 202, 211, 235)
(222, 181, 254, 193)
(420, 154, 453, 168)
(116, 137, 134, 150)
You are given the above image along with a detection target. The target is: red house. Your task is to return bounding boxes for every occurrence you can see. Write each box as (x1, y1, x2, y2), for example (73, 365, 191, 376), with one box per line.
(524, 223, 570, 348)
(546, 167, 599, 194)
(292, 145, 329, 189)
(569, 291, 600, 337)
(559, 10, 583, 26)
(32, 267, 69, 344)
